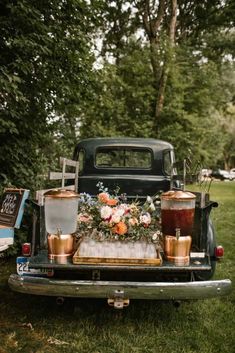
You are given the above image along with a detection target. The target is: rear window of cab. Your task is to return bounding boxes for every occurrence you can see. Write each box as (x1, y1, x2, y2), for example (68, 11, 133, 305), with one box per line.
(95, 147, 152, 169)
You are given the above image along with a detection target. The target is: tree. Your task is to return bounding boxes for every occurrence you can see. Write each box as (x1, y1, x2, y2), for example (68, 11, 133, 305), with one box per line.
(79, 41, 156, 139)
(89, 0, 235, 168)
(0, 0, 95, 190)
(137, 0, 177, 126)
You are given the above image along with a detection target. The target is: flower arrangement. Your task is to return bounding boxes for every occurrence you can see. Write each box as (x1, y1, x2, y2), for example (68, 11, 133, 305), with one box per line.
(77, 182, 162, 244)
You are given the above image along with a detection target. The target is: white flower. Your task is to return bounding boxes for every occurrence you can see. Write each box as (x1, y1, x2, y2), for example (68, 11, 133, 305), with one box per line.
(140, 212, 151, 225)
(149, 203, 156, 211)
(146, 196, 155, 211)
(114, 206, 125, 217)
(111, 213, 121, 223)
(100, 205, 112, 220)
(152, 233, 159, 241)
(111, 206, 125, 223)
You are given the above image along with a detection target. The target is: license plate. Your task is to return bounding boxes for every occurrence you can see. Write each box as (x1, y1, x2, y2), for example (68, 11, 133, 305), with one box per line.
(16, 257, 54, 277)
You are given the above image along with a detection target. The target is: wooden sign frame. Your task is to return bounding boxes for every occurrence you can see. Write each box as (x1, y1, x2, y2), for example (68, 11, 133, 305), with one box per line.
(0, 189, 24, 227)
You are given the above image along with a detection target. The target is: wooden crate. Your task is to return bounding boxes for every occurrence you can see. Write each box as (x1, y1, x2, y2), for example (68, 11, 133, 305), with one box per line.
(73, 248, 162, 266)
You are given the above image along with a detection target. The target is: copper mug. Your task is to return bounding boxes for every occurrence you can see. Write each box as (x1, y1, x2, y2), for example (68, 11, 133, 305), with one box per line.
(164, 235, 192, 266)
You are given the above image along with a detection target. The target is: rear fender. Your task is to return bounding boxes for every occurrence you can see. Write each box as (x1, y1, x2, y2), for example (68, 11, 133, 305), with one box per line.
(207, 218, 217, 259)
(194, 218, 216, 281)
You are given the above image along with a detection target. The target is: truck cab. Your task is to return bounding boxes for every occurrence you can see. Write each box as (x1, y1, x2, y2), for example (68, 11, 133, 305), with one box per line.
(8, 138, 231, 308)
(73, 138, 178, 197)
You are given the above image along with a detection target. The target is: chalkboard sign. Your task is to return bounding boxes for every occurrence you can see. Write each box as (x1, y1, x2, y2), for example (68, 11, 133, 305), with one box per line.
(0, 189, 24, 227)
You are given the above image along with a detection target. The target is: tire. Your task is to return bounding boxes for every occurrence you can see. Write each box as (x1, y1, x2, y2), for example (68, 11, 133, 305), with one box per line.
(193, 218, 216, 281)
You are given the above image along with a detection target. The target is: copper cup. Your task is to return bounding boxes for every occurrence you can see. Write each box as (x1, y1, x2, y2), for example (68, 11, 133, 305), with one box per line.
(164, 235, 192, 266)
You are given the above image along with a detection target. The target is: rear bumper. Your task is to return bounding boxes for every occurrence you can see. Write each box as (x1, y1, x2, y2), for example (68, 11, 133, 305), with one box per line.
(8, 274, 232, 300)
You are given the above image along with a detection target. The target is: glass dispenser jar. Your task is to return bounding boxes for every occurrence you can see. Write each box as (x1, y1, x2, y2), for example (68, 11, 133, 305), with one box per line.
(160, 190, 196, 237)
(44, 189, 79, 235)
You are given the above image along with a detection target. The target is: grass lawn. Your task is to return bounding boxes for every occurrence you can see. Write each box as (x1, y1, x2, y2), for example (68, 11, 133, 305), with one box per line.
(0, 182, 234, 353)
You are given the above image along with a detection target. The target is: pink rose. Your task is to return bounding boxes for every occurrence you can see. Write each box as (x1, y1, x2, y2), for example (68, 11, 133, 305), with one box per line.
(129, 217, 139, 226)
(77, 213, 93, 223)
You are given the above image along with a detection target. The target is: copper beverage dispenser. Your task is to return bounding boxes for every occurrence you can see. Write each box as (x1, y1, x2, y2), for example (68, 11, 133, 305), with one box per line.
(44, 189, 79, 263)
(161, 190, 196, 265)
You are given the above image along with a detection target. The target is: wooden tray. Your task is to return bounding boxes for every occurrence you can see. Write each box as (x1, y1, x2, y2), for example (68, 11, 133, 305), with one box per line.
(73, 249, 162, 266)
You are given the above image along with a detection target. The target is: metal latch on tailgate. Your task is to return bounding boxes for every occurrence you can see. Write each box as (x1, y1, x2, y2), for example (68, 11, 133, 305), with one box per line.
(108, 289, 130, 309)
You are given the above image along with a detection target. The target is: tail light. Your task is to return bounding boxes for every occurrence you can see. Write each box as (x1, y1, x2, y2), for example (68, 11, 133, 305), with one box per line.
(22, 243, 31, 257)
(214, 245, 224, 258)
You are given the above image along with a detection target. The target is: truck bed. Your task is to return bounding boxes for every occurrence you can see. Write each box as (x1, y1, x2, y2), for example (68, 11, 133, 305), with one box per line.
(28, 250, 211, 273)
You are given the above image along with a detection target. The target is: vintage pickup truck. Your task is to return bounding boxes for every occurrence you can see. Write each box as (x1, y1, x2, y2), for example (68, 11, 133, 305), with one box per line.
(8, 138, 232, 308)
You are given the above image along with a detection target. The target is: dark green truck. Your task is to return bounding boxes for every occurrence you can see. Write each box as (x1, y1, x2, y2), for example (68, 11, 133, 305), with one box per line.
(8, 138, 231, 308)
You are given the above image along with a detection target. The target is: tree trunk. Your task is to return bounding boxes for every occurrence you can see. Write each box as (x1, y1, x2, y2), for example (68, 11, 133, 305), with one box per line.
(155, 0, 177, 125)
(140, 0, 178, 133)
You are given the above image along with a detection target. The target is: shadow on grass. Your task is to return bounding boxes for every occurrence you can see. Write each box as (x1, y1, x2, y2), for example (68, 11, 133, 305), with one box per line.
(1, 258, 233, 353)
(0, 256, 209, 330)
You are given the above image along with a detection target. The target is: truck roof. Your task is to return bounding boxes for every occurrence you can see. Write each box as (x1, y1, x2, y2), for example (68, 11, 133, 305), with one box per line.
(75, 137, 174, 152)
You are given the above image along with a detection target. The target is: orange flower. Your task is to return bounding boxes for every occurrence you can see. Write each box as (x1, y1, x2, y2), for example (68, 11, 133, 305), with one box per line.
(112, 221, 128, 235)
(106, 198, 118, 206)
(98, 192, 109, 203)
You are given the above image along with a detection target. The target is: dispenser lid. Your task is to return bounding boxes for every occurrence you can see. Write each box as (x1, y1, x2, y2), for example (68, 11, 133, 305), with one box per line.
(44, 189, 79, 199)
(161, 190, 196, 200)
